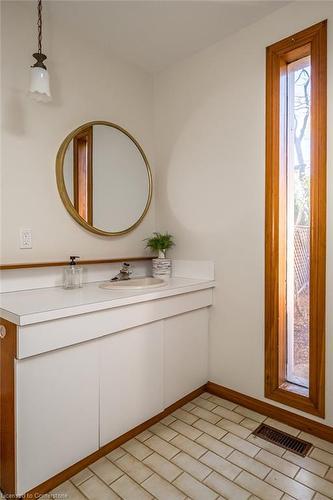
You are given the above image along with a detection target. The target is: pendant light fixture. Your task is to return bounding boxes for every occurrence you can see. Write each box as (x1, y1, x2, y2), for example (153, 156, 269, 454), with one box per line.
(29, 0, 51, 102)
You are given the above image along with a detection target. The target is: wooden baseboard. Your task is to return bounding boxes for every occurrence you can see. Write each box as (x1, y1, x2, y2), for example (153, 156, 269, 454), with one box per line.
(206, 381, 333, 443)
(24, 386, 205, 498)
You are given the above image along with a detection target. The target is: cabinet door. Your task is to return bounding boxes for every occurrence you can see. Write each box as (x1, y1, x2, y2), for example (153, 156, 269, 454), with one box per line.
(15, 340, 99, 496)
(100, 322, 163, 446)
(164, 308, 209, 407)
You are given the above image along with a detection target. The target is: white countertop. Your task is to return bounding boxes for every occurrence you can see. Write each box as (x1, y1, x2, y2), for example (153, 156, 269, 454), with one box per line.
(0, 277, 215, 326)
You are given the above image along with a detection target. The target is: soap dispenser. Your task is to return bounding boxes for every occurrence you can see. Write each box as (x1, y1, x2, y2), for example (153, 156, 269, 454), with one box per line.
(63, 256, 83, 289)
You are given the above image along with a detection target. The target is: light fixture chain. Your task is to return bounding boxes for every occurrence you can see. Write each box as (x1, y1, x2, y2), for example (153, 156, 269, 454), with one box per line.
(37, 0, 42, 54)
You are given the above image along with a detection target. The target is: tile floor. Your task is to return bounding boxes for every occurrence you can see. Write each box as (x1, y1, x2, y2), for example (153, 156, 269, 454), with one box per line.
(44, 393, 333, 499)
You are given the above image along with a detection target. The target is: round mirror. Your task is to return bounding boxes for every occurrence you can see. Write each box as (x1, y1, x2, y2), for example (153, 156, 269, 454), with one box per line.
(56, 121, 152, 236)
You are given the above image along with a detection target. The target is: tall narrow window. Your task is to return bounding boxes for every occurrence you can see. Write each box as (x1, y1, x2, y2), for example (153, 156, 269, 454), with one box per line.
(265, 22, 326, 417)
(286, 56, 311, 389)
(73, 126, 93, 224)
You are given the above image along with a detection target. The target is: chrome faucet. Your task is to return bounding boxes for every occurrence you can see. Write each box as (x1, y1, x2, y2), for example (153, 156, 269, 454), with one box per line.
(111, 262, 132, 281)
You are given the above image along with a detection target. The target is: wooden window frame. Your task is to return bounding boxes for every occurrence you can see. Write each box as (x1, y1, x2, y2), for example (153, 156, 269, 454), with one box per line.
(73, 126, 93, 225)
(265, 21, 327, 417)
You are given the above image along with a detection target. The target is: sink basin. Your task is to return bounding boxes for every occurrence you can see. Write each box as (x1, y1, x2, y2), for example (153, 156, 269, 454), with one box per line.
(100, 277, 167, 290)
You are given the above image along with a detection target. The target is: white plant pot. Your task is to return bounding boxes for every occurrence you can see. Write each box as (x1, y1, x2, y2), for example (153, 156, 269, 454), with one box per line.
(152, 258, 172, 279)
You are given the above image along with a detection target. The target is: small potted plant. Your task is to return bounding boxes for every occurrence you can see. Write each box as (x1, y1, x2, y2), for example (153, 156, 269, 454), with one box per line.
(144, 232, 175, 279)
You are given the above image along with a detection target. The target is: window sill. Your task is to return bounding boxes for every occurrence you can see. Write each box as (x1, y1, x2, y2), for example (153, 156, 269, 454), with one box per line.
(280, 382, 309, 398)
(265, 385, 324, 418)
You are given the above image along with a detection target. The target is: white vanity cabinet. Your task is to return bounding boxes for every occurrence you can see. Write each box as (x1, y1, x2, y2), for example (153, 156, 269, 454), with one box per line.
(15, 340, 100, 495)
(0, 278, 214, 497)
(164, 308, 209, 407)
(100, 322, 164, 445)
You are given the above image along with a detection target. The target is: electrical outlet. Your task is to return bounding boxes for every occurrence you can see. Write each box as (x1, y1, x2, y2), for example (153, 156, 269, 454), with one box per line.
(20, 228, 32, 249)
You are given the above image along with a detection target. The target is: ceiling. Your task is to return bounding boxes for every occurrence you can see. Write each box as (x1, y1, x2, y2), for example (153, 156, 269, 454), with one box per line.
(49, 1, 289, 73)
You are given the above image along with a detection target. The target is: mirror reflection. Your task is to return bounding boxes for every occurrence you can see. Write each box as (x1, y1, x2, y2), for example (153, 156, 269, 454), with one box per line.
(60, 123, 151, 235)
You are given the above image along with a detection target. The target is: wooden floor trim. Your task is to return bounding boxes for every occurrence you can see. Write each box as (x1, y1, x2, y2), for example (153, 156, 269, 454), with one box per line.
(0, 256, 153, 271)
(206, 382, 333, 443)
(25, 386, 205, 498)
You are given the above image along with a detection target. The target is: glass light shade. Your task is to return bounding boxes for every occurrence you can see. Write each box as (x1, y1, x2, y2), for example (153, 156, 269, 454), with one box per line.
(29, 66, 51, 102)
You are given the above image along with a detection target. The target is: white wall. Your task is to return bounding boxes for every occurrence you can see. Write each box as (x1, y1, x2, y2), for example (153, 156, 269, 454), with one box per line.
(0, 1, 155, 264)
(2, 0, 333, 426)
(154, 1, 333, 425)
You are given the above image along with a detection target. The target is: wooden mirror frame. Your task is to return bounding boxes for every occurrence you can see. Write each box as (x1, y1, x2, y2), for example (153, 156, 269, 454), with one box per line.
(56, 121, 153, 236)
